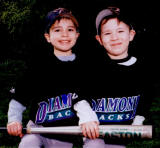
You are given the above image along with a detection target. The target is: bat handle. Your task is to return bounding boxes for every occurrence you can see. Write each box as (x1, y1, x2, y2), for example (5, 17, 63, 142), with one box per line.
(0, 127, 27, 134)
(26, 126, 31, 134)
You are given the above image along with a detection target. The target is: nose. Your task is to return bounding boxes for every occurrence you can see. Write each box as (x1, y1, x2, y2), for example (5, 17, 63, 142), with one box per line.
(111, 33, 118, 40)
(61, 30, 68, 36)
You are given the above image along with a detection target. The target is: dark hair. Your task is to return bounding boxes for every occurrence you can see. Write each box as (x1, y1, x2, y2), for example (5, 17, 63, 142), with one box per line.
(44, 8, 79, 33)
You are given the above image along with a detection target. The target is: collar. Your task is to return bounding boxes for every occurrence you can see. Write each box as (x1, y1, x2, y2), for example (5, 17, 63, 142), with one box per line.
(56, 53, 76, 62)
(117, 56, 137, 66)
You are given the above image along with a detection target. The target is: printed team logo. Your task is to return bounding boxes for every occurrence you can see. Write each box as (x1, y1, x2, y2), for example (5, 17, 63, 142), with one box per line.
(35, 93, 78, 124)
(92, 95, 140, 122)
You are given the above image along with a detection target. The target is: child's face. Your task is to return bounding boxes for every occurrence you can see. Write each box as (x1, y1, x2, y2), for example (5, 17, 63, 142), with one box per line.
(96, 18, 135, 59)
(44, 18, 79, 56)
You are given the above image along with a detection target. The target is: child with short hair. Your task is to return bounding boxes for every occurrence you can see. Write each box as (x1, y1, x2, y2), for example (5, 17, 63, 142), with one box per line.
(82, 6, 151, 148)
(7, 7, 99, 148)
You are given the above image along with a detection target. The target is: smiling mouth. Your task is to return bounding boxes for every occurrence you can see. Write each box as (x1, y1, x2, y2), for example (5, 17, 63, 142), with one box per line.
(59, 40, 70, 43)
(111, 43, 121, 46)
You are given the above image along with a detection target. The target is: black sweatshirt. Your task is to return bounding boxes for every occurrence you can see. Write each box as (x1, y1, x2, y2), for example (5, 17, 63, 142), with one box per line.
(82, 53, 152, 125)
(14, 53, 82, 142)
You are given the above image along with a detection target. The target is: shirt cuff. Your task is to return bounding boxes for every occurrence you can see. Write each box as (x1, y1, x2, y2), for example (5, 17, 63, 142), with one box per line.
(132, 115, 145, 125)
(74, 100, 99, 125)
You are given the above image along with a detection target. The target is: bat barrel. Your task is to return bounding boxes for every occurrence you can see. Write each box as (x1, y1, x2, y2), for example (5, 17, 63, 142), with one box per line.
(99, 125, 152, 139)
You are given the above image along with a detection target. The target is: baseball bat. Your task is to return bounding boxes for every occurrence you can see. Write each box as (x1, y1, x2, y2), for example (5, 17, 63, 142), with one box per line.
(26, 125, 152, 139)
(0, 125, 152, 139)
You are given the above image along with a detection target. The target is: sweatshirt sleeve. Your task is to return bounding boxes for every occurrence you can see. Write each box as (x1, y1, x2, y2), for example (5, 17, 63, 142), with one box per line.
(74, 100, 99, 125)
(8, 99, 26, 123)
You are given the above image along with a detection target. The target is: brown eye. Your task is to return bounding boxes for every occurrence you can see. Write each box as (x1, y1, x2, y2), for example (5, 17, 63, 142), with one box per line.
(68, 27, 76, 32)
(68, 29, 74, 31)
(54, 29, 60, 32)
(104, 32, 111, 35)
(118, 30, 124, 33)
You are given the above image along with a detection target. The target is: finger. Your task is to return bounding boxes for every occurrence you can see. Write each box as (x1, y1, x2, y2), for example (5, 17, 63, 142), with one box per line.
(81, 126, 87, 137)
(86, 127, 92, 139)
(7, 125, 15, 136)
(7, 122, 22, 136)
(7, 126, 12, 135)
(17, 124, 23, 136)
(91, 125, 99, 139)
(89, 123, 99, 139)
(93, 121, 99, 138)
(90, 127, 96, 139)
(12, 126, 19, 136)
(11, 124, 20, 136)
(95, 124, 99, 138)
(19, 133, 24, 138)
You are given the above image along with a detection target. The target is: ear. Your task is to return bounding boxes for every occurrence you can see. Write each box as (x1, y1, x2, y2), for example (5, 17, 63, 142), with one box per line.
(76, 32, 80, 39)
(129, 29, 136, 41)
(44, 33, 51, 43)
(95, 35, 103, 45)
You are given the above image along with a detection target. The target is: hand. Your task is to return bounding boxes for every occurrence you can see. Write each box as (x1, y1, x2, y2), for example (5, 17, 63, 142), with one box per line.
(81, 121, 99, 139)
(7, 121, 23, 138)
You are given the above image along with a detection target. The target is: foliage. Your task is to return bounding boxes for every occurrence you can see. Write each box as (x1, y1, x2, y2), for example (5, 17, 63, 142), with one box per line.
(0, 0, 36, 34)
(0, 59, 27, 88)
